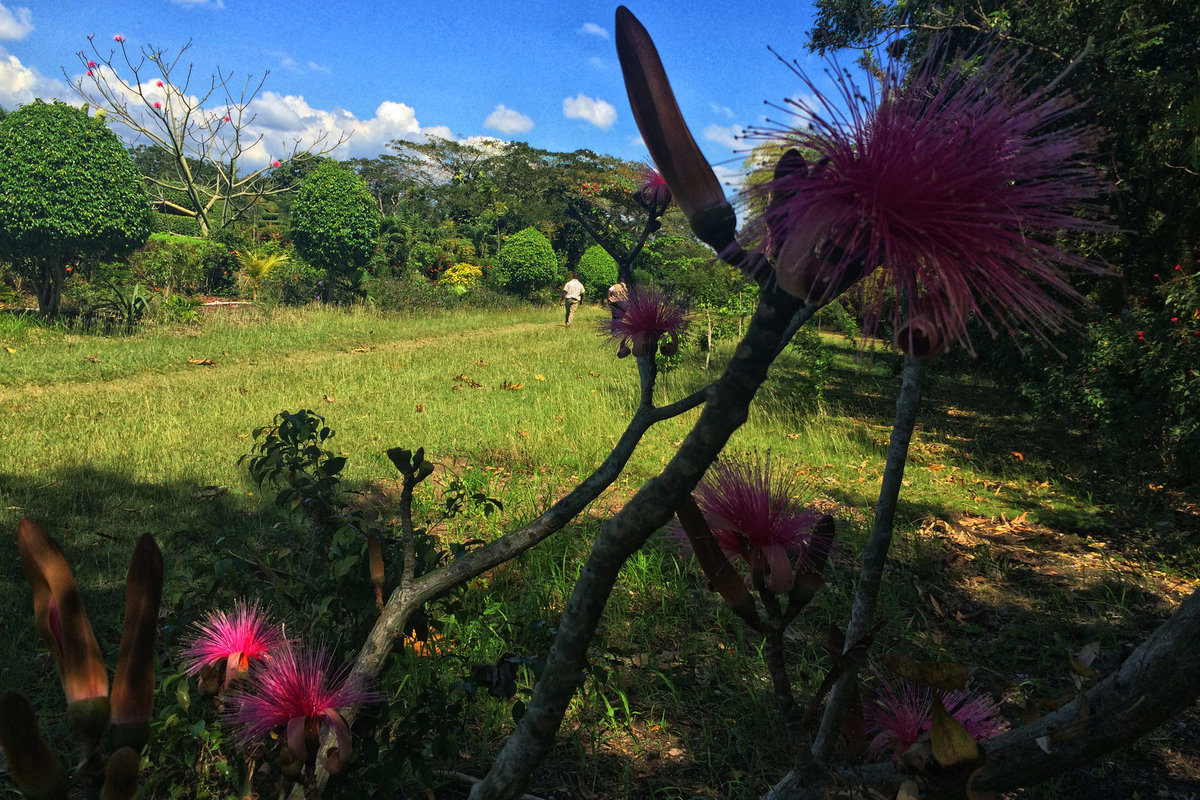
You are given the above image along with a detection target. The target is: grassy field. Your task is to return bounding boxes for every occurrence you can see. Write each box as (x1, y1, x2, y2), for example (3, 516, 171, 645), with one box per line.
(1, 303, 1196, 798)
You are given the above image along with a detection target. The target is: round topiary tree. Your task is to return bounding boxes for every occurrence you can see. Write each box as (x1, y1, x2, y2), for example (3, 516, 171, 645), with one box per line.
(575, 245, 619, 297)
(495, 227, 560, 297)
(289, 161, 379, 299)
(0, 100, 152, 317)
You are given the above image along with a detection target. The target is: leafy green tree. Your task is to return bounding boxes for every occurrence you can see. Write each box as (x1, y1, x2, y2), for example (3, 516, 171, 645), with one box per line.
(575, 245, 619, 296)
(290, 162, 380, 299)
(0, 100, 151, 317)
(495, 227, 560, 296)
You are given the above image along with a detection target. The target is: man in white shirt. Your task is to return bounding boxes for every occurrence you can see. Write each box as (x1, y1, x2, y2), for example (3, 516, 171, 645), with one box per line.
(562, 274, 585, 326)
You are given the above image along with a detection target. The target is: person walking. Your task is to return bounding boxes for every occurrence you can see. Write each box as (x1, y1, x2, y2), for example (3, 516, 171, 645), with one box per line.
(562, 274, 585, 326)
(607, 280, 629, 321)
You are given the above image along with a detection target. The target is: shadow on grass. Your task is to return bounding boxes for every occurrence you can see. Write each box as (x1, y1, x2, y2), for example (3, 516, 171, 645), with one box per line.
(0, 463, 276, 702)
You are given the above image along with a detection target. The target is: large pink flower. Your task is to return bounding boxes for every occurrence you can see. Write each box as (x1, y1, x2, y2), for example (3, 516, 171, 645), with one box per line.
(864, 674, 1009, 759)
(603, 286, 689, 358)
(750, 40, 1111, 357)
(225, 642, 376, 774)
(693, 457, 823, 593)
(181, 601, 280, 691)
(637, 166, 672, 211)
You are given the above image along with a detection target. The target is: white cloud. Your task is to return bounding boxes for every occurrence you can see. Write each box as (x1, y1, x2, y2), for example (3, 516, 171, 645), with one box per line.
(630, 135, 645, 149)
(307, 60, 331, 74)
(704, 123, 745, 150)
(578, 22, 608, 39)
(709, 102, 735, 119)
(235, 94, 451, 166)
(170, 0, 225, 7)
(0, 3, 33, 40)
(562, 93, 616, 129)
(484, 104, 533, 135)
(0, 47, 70, 108)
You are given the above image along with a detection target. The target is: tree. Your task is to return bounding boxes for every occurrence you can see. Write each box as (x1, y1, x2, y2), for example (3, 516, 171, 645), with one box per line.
(289, 162, 380, 298)
(0, 100, 151, 317)
(574, 245, 619, 296)
(494, 227, 560, 296)
(70, 37, 348, 237)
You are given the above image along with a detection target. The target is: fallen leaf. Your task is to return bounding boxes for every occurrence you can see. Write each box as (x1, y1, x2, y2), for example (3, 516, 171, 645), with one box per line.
(3, 346, 15, 354)
(932, 696, 980, 767)
(500, 380, 524, 390)
(351, 346, 368, 353)
(415, 404, 425, 413)
(187, 357, 215, 366)
(86, 356, 100, 363)
(929, 464, 945, 471)
(535, 374, 546, 381)
(1012, 451, 1024, 461)
(323, 395, 335, 403)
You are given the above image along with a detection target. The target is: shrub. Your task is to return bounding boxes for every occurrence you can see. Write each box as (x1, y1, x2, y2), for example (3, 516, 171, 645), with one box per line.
(150, 211, 202, 238)
(438, 262, 484, 292)
(575, 245, 619, 297)
(127, 232, 232, 295)
(290, 162, 380, 300)
(495, 227, 560, 297)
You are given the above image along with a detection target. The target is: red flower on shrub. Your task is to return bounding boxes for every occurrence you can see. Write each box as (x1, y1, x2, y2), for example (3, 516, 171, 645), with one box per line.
(113, 34, 124, 42)
(272, 160, 281, 168)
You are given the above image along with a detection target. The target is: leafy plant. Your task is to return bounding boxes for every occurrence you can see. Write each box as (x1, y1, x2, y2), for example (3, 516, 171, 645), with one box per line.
(88, 280, 152, 331)
(575, 244, 619, 296)
(235, 247, 290, 301)
(240, 409, 348, 527)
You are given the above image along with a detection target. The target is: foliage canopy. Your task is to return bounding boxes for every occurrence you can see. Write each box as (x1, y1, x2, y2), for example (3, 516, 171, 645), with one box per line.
(0, 100, 151, 316)
(290, 161, 380, 297)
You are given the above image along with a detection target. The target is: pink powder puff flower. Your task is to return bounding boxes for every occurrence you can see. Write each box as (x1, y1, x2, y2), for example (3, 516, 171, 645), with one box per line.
(864, 674, 1009, 760)
(749, 39, 1111, 358)
(223, 116, 231, 122)
(637, 166, 672, 211)
(603, 286, 689, 358)
(86, 70, 93, 77)
(181, 601, 281, 692)
(225, 641, 377, 775)
(156, 80, 164, 87)
(87, 61, 97, 68)
(272, 160, 281, 168)
(113, 34, 124, 43)
(153, 101, 161, 109)
(693, 457, 824, 593)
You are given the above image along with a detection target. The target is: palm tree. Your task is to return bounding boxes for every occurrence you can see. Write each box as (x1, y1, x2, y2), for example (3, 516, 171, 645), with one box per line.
(235, 248, 290, 302)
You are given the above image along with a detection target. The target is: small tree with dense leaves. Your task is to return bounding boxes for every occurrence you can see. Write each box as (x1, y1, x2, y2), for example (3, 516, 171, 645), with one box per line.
(495, 227, 560, 297)
(289, 162, 380, 299)
(575, 244, 619, 297)
(0, 100, 151, 317)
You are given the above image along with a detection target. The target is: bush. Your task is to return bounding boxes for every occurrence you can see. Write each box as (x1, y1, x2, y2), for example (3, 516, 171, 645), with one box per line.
(437, 262, 484, 292)
(1015, 267, 1200, 483)
(127, 232, 233, 295)
(495, 227, 560, 297)
(150, 211, 202, 237)
(260, 258, 325, 307)
(575, 245, 619, 297)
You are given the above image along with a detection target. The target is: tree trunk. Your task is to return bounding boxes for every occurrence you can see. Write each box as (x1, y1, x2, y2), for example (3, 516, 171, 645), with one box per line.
(36, 256, 65, 318)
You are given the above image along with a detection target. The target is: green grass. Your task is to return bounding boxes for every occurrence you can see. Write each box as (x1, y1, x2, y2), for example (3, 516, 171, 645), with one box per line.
(2, 304, 1195, 799)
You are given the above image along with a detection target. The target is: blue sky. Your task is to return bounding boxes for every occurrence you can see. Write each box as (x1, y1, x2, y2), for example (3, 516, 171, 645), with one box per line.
(0, 1, 836, 188)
